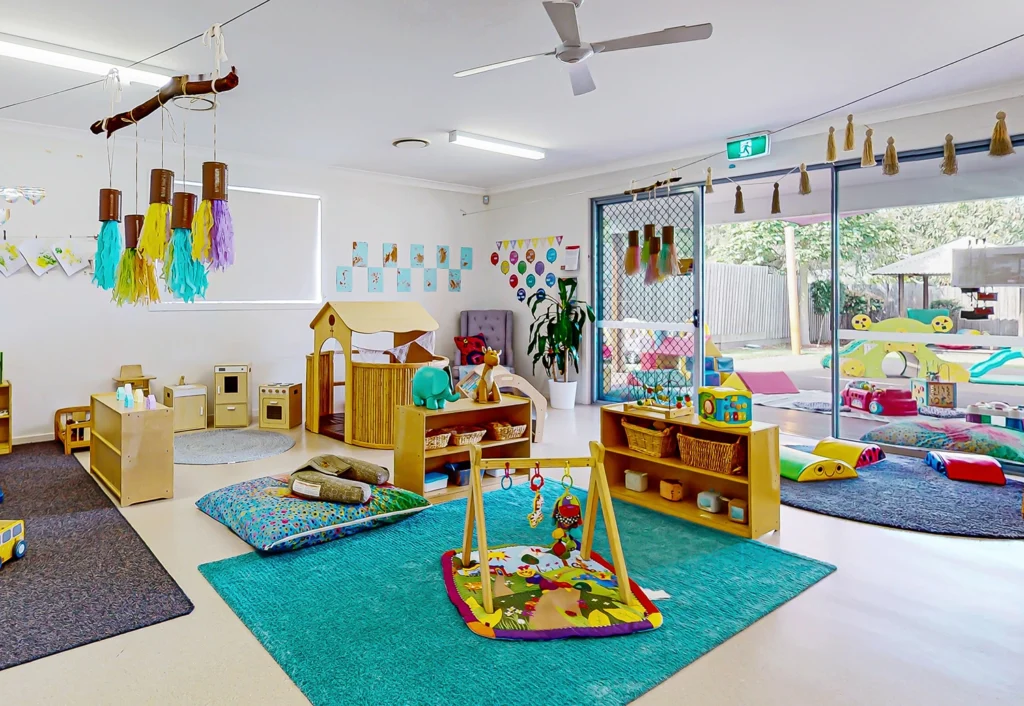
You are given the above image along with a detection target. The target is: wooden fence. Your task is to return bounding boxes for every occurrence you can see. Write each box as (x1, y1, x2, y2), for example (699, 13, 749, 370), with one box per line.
(705, 262, 792, 345)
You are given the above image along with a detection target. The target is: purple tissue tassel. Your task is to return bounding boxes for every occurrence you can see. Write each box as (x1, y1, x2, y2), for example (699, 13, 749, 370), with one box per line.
(210, 199, 234, 270)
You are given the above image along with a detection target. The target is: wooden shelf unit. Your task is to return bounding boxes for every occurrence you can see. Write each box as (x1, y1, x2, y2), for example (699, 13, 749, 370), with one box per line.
(89, 392, 174, 507)
(0, 381, 10, 455)
(394, 396, 531, 500)
(600, 404, 780, 539)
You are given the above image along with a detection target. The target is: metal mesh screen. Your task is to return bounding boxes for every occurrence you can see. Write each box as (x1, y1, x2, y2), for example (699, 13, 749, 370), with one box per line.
(596, 190, 698, 402)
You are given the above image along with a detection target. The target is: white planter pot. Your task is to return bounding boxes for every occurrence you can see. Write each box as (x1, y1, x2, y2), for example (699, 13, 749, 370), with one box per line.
(548, 380, 578, 410)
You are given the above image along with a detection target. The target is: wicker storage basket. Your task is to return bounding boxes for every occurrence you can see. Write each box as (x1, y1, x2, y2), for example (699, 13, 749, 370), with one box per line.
(677, 434, 744, 476)
(425, 431, 451, 451)
(486, 422, 528, 441)
(443, 426, 487, 446)
(621, 418, 677, 458)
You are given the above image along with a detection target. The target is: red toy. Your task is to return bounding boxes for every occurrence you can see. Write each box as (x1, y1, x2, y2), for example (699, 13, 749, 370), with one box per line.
(925, 451, 1006, 486)
(841, 381, 918, 416)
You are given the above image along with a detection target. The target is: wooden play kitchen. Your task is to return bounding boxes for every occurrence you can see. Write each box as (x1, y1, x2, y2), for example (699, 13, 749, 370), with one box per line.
(89, 392, 174, 506)
(600, 403, 780, 538)
(163, 379, 209, 432)
(214, 364, 251, 428)
(394, 396, 531, 499)
(259, 383, 302, 429)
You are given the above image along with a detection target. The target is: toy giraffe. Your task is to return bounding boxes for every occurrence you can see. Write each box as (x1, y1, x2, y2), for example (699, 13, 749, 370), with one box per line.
(475, 348, 503, 404)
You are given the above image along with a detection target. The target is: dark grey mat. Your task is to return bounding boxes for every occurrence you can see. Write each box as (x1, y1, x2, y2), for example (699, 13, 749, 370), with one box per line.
(0, 442, 193, 670)
(782, 446, 1024, 539)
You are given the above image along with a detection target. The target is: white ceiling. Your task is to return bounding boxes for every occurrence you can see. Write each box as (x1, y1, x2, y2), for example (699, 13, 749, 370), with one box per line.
(2, 0, 1024, 190)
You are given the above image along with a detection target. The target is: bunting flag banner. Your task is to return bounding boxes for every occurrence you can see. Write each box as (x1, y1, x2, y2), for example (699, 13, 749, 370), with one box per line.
(547, 236, 556, 246)
(556, 236, 564, 245)
(531, 238, 539, 247)
(517, 239, 525, 248)
(496, 241, 503, 251)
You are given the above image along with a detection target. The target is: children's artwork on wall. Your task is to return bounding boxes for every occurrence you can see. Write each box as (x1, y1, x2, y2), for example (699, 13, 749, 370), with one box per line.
(561, 244, 581, 272)
(52, 239, 91, 276)
(509, 250, 519, 265)
(460, 247, 473, 270)
(0, 240, 28, 277)
(336, 265, 353, 292)
(526, 273, 536, 288)
(509, 274, 518, 288)
(545, 272, 556, 287)
(517, 261, 527, 275)
(0, 186, 46, 204)
(490, 251, 499, 266)
(500, 261, 510, 275)
(517, 287, 526, 301)
(437, 245, 450, 269)
(448, 269, 461, 292)
(20, 238, 59, 276)
(410, 244, 425, 268)
(424, 268, 437, 292)
(535, 261, 545, 275)
(352, 241, 368, 267)
(525, 248, 536, 263)
(383, 242, 399, 268)
(0, 209, 10, 225)
(397, 267, 412, 292)
(368, 267, 384, 293)
(546, 247, 558, 263)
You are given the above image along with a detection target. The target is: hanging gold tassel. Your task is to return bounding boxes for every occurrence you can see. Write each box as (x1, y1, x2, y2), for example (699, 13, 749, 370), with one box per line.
(191, 199, 214, 261)
(705, 167, 714, 194)
(990, 111, 1015, 157)
(799, 163, 812, 195)
(844, 114, 855, 151)
(734, 185, 744, 214)
(771, 183, 781, 215)
(941, 134, 958, 176)
(861, 128, 876, 167)
(882, 137, 900, 176)
(826, 127, 837, 163)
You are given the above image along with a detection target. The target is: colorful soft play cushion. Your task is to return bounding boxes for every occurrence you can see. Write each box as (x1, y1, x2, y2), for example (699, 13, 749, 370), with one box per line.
(442, 544, 662, 641)
(454, 334, 487, 365)
(925, 451, 1006, 486)
(196, 475, 429, 552)
(862, 419, 1024, 465)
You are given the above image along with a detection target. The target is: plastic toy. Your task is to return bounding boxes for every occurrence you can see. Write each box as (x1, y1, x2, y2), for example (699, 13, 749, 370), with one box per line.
(527, 463, 545, 528)
(698, 386, 752, 428)
(812, 438, 884, 469)
(780, 446, 858, 482)
(474, 348, 503, 404)
(841, 380, 918, 416)
(728, 499, 748, 524)
(911, 374, 957, 409)
(659, 479, 683, 502)
(411, 367, 461, 410)
(0, 519, 26, 568)
(965, 402, 1024, 430)
(624, 469, 648, 492)
(925, 450, 1006, 485)
(697, 489, 725, 513)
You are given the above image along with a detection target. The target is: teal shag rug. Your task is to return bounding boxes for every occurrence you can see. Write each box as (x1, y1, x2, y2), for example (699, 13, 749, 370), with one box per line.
(200, 485, 834, 706)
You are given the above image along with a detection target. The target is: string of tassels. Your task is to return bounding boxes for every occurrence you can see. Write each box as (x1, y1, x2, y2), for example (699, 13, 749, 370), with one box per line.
(705, 167, 714, 194)
(882, 137, 900, 176)
(799, 164, 812, 195)
(826, 126, 837, 163)
(844, 114, 856, 151)
(733, 185, 744, 215)
(771, 183, 781, 215)
(941, 134, 958, 175)
(861, 128, 876, 167)
(990, 111, 1015, 156)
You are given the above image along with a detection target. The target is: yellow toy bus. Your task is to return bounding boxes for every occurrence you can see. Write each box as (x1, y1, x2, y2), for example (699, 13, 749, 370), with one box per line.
(0, 519, 27, 568)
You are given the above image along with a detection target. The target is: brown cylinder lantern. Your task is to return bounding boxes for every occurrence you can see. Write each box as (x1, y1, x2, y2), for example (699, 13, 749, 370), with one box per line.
(643, 223, 656, 241)
(171, 192, 198, 230)
(124, 215, 144, 249)
(150, 169, 173, 205)
(626, 230, 639, 249)
(99, 188, 122, 223)
(661, 225, 675, 243)
(202, 162, 228, 201)
(649, 234, 661, 256)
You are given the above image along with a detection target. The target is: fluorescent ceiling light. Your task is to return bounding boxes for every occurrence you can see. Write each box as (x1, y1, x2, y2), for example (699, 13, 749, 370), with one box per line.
(454, 56, 539, 77)
(448, 131, 545, 160)
(0, 34, 171, 87)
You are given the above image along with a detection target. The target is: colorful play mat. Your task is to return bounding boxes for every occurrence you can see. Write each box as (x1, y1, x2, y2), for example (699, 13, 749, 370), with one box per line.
(442, 544, 661, 640)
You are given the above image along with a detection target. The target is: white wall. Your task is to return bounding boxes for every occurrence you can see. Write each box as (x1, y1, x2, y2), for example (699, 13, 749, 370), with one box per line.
(0, 120, 485, 440)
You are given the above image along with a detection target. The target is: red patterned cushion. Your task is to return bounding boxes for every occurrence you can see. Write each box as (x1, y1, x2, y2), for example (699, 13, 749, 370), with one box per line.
(454, 334, 487, 365)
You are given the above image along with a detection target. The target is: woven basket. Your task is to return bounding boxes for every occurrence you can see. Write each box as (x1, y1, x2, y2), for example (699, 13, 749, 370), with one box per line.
(621, 419, 677, 458)
(444, 426, 487, 446)
(677, 434, 744, 476)
(425, 431, 451, 451)
(486, 422, 528, 441)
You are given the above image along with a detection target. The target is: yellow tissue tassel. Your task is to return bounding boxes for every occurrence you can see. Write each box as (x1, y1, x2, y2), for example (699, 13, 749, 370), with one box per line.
(882, 137, 900, 176)
(771, 183, 781, 215)
(799, 163, 812, 195)
(192, 200, 213, 261)
(705, 167, 714, 194)
(844, 114, 855, 151)
(733, 185, 745, 214)
(139, 202, 170, 261)
(861, 128, 876, 168)
(112, 250, 161, 306)
(941, 134, 958, 176)
(826, 127, 837, 163)
(989, 111, 1015, 157)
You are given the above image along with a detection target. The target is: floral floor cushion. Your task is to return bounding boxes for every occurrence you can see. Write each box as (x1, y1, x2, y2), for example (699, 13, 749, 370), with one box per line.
(442, 544, 662, 641)
(197, 475, 429, 552)
(861, 419, 1024, 464)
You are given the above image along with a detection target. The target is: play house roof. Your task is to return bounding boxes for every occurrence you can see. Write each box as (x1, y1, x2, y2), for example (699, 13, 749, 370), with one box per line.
(655, 336, 694, 357)
(872, 237, 976, 277)
(310, 301, 439, 335)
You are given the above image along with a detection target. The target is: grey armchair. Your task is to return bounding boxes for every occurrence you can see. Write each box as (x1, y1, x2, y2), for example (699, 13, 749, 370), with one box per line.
(454, 309, 514, 380)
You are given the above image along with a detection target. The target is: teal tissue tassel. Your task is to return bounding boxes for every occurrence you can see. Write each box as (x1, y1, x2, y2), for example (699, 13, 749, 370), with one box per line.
(168, 227, 208, 303)
(92, 220, 123, 290)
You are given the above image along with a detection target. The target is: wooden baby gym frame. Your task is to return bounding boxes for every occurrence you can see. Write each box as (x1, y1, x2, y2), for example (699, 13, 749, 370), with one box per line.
(464, 441, 632, 615)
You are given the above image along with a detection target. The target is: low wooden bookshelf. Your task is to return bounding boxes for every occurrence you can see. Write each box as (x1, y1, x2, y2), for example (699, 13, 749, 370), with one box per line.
(395, 396, 531, 501)
(0, 381, 11, 455)
(600, 403, 780, 539)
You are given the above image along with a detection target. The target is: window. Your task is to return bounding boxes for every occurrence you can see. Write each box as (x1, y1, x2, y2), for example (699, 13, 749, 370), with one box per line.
(12, 523, 21, 536)
(2, 529, 10, 543)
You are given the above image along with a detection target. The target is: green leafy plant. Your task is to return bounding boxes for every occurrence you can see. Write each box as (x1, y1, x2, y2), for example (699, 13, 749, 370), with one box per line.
(930, 297, 962, 319)
(527, 277, 596, 382)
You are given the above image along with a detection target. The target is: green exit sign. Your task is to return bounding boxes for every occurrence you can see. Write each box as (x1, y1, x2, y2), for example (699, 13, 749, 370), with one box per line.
(726, 132, 771, 161)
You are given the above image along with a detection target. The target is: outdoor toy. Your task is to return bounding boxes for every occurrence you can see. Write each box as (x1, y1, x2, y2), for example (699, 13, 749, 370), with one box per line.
(780, 446, 858, 482)
(698, 386, 752, 428)
(911, 373, 957, 409)
(841, 380, 918, 416)
(812, 438, 885, 469)
(443, 444, 662, 640)
(411, 367, 461, 410)
(966, 402, 1024, 430)
(925, 450, 1006, 485)
(0, 519, 26, 569)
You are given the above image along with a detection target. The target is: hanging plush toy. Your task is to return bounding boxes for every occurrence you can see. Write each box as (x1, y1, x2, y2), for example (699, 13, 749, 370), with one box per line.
(550, 464, 583, 559)
(527, 463, 545, 528)
(113, 215, 160, 306)
(165, 191, 208, 302)
(140, 168, 173, 262)
(193, 161, 234, 270)
(93, 188, 123, 291)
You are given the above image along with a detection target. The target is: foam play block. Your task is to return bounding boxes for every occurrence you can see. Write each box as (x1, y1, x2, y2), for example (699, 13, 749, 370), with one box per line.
(717, 357, 734, 374)
(781, 446, 858, 482)
(722, 371, 799, 395)
(925, 451, 1005, 485)
(812, 438, 885, 469)
(704, 371, 721, 386)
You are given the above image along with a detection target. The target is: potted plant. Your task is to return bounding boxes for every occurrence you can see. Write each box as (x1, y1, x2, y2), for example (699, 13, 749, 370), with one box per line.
(527, 277, 596, 409)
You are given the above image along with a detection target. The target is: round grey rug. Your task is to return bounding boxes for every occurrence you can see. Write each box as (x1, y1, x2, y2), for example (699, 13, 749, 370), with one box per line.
(174, 429, 295, 465)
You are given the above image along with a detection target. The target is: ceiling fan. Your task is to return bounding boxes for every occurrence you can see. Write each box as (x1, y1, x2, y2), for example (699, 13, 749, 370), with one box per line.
(454, 0, 713, 97)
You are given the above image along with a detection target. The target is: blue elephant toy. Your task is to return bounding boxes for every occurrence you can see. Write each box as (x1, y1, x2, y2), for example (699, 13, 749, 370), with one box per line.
(412, 367, 461, 410)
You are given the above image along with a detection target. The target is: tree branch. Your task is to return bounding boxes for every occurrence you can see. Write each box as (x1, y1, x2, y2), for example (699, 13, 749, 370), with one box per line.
(90, 68, 240, 137)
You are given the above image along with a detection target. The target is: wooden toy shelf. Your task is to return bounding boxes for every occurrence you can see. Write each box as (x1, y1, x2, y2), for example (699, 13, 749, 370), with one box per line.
(0, 381, 11, 455)
(600, 404, 780, 539)
(395, 396, 531, 500)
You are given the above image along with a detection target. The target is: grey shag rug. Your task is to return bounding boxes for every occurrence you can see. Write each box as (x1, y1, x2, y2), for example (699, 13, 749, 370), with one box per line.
(174, 428, 295, 465)
(0, 442, 193, 671)
(782, 446, 1024, 539)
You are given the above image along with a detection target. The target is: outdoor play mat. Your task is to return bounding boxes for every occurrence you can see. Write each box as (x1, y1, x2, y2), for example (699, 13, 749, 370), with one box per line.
(442, 544, 661, 640)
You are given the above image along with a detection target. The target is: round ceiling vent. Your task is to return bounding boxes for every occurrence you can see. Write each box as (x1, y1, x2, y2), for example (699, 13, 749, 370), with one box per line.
(392, 138, 430, 149)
